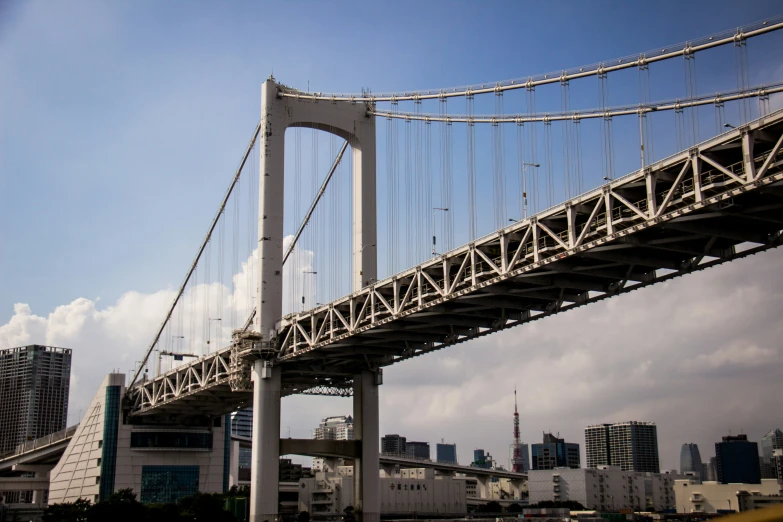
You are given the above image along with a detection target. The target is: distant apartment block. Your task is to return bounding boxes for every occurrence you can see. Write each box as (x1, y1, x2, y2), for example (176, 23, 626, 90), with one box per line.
(313, 415, 354, 440)
(0, 345, 72, 454)
(585, 421, 660, 473)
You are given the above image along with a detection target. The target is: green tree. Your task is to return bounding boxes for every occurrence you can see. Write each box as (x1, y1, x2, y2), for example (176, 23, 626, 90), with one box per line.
(478, 501, 502, 513)
(42, 498, 91, 522)
(507, 503, 523, 513)
(177, 491, 236, 522)
(86, 488, 146, 522)
(143, 502, 186, 522)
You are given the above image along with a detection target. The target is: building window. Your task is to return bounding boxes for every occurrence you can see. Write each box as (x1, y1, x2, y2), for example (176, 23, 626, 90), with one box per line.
(96, 476, 101, 484)
(140, 466, 199, 504)
(131, 431, 212, 449)
(97, 458, 101, 467)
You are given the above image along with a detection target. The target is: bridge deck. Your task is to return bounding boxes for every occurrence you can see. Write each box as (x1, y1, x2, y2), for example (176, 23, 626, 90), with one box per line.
(129, 109, 783, 417)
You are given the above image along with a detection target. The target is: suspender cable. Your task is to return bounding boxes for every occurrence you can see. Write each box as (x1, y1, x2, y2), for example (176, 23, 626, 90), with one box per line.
(129, 121, 261, 389)
(467, 94, 477, 239)
(281, 141, 349, 267)
(492, 91, 506, 230)
(527, 85, 538, 213)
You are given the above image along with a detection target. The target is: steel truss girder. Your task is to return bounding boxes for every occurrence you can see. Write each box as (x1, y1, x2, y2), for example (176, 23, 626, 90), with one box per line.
(127, 109, 783, 416)
(275, 110, 783, 363)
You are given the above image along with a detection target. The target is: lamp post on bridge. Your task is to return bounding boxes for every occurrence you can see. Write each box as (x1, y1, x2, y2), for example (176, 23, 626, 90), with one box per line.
(520, 163, 540, 219)
(432, 207, 449, 256)
(207, 318, 221, 349)
(302, 271, 317, 311)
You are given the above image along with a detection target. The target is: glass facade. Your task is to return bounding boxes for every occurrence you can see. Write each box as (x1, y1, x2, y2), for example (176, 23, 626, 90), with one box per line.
(680, 443, 703, 478)
(406, 441, 430, 460)
(223, 414, 231, 493)
(436, 443, 457, 464)
(99, 385, 120, 502)
(141, 465, 199, 503)
(130, 431, 212, 449)
(716, 434, 761, 484)
(231, 408, 253, 438)
(381, 434, 407, 455)
(531, 433, 580, 470)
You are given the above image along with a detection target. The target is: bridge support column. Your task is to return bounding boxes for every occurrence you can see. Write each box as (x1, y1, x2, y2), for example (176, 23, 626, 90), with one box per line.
(249, 361, 281, 522)
(353, 370, 380, 522)
(476, 476, 490, 499)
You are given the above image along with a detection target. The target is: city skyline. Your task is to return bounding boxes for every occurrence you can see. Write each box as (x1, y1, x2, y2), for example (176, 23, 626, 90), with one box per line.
(2, 0, 782, 477)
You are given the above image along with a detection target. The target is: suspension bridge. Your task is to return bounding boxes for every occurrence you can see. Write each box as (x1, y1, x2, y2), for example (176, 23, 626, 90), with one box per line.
(74, 17, 783, 522)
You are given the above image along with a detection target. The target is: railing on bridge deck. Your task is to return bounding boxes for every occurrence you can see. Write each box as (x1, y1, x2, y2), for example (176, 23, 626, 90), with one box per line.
(0, 425, 79, 461)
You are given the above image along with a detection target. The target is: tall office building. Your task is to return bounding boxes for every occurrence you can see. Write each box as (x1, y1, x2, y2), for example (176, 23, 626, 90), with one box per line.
(313, 415, 354, 440)
(0, 345, 71, 454)
(531, 432, 581, 470)
(760, 429, 783, 479)
(716, 434, 761, 484)
(436, 442, 457, 464)
(381, 434, 407, 455)
(680, 443, 703, 479)
(231, 408, 253, 469)
(585, 421, 660, 473)
(472, 449, 494, 469)
(406, 441, 430, 460)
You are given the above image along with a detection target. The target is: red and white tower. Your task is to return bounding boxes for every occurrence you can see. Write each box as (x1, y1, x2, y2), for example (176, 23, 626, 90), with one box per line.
(511, 387, 525, 472)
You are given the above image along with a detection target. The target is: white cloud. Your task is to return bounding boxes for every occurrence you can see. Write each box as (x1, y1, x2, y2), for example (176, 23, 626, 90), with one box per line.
(2, 245, 782, 472)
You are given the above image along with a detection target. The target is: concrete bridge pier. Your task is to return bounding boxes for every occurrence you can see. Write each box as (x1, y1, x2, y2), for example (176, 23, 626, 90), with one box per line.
(249, 360, 281, 522)
(353, 370, 380, 522)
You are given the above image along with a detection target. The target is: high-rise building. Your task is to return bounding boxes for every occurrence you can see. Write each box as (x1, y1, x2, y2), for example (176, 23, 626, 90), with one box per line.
(531, 432, 580, 470)
(760, 429, 783, 479)
(381, 434, 407, 455)
(231, 408, 253, 469)
(705, 457, 718, 481)
(680, 443, 703, 479)
(436, 442, 457, 464)
(584, 422, 660, 473)
(313, 415, 354, 440)
(716, 434, 761, 484)
(585, 424, 611, 468)
(472, 449, 494, 469)
(406, 441, 430, 460)
(0, 345, 71, 454)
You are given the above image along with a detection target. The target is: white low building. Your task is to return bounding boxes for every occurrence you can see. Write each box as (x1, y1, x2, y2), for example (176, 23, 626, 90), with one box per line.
(528, 467, 676, 512)
(299, 467, 467, 517)
(673, 478, 783, 513)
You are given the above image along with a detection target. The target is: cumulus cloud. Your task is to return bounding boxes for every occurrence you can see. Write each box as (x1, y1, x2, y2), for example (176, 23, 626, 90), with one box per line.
(2, 244, 782, 471)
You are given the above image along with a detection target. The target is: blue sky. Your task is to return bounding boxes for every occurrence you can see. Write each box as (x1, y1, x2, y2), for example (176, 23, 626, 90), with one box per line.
(2, 0, 783, 469)
(2, 0, 783, 313)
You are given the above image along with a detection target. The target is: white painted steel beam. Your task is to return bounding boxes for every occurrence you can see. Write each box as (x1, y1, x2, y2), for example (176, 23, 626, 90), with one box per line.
(127, 108, 783, 418)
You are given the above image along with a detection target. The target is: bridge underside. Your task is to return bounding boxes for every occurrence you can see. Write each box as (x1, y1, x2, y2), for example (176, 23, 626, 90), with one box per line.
(129, 109, 783, 418)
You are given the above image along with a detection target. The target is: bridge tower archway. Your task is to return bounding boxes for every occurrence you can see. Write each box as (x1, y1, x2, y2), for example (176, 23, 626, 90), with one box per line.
(251, 78, 379, 522)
